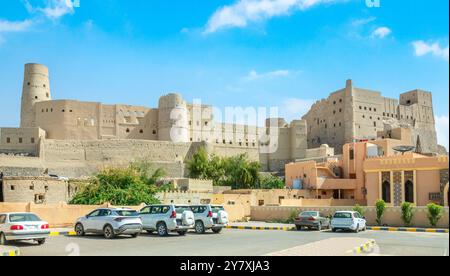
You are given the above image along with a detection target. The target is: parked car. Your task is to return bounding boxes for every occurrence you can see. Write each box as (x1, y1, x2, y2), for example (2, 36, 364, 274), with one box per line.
(190, 205, 229, 234)
(294, 211, 330, 231)
(139, 204, 195, 236)
(331, 211, 367, 233)
(74, 208, 143, 239)
(0, 212, 50, 245)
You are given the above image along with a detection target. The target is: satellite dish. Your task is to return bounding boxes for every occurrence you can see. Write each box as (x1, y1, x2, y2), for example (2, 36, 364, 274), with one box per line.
(393, 146, 416, 155)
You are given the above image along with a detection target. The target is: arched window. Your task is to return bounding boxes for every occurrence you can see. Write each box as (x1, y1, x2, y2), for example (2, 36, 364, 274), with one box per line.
(382, 181, 391, 203)
(404, 180, 414, 203)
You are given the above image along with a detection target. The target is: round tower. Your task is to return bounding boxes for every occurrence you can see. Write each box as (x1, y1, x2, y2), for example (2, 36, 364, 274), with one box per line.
(20, 63, 52, 128)
(158, 93, 189, 142)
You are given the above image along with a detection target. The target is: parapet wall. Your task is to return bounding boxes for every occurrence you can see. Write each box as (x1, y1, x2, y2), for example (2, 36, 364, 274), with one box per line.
(251, 206, 449, 228)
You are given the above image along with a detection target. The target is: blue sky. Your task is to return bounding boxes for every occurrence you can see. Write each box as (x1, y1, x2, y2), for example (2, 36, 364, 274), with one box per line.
(0, 0, 449, 148)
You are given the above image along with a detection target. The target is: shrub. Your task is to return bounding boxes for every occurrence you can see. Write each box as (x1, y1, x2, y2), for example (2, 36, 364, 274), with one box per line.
(427, 203, 444, 227)
(375, 200, 386, 226)
(353, 204, 366, 217)
(70, 166, 161, 206)
(401, 202, 415, 227)
(286, 210, 299, 224)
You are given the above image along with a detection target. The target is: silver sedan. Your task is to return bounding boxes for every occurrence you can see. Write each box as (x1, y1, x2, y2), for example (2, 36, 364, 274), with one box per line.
(0, 212, 50, 245)
(75, 208, 143, 239)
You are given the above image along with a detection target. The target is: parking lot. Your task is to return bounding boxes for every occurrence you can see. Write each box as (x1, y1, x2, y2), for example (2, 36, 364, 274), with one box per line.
(11, 228, 449, 256)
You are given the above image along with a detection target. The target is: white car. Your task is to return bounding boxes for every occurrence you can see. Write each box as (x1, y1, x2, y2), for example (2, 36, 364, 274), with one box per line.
(139, 204, 195, 236)
(0, 212, 50, 245)
(75, 208, 143, 239)
(190, 205, 229, 234)
(331, 211, 367, 233)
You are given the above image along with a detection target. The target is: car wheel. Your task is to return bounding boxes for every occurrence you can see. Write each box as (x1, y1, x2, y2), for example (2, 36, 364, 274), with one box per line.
(296, 225, 302, 231)
(0, 232, 7, 246)
(157, 222, 168, 237)
(75, 223, 85, 236)
(317, 223, 322, 231)
(131, 232, 140, 238)
(103, 225, 115, 239)
(354, 224, 360, 233)
(177, 231, 187, 236)
(36, 239, 46, 245)
(195, 220, 205, 234)
(212, 228, 222, 234)
(331, 228, 337, 233)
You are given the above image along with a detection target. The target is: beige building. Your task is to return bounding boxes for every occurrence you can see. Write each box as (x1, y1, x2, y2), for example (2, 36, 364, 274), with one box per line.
(0, 64, 445, 182)
(286, 128, 449, 207)
(0, 64, 310, 177)
(303, 79, 442, 155)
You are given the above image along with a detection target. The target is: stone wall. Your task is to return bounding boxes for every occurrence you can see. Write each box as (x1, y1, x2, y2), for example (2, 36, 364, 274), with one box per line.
(251, 206, 449, 228)
(1, 177, 83, 204)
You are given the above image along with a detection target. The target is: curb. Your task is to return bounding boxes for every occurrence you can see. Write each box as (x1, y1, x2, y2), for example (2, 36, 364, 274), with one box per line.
(347, 240, 376, 254)
(49, 231, 77, 237)
(0, 247, 20, 257)
(226, 226, 295, 231)
(367, 226, 449, 233)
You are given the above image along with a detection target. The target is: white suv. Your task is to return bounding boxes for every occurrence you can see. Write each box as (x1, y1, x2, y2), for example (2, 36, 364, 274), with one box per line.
(331, 211, 367, 233)
(190, 205, 229, 234)
(139, 205, 195, 236)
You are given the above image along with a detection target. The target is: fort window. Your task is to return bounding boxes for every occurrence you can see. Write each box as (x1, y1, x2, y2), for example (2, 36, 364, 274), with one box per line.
(364, 107, 367, 110)
(126, 128, 130, 133)
(43, 84, 46, 88)
(44, 186, 49, 191)
(139, 129, 143, 134)
(46, 108, 48, 112)
(152, 130, 157, 135)
(333, 101, 336, 105)
(333, 111, 336, 114)
(369, 108, 372, 111)
(18, 138, 23, 144)
(35, 96, 38, 99)
(349, 149, 354, 160)
(30, 185, 34, 190)
(50, 108, 53, 112)
(10, 185, 15, 191)
(62, 109, 65, 112)
(42, 109, 44, 112)
(339, 122, 342, 127)
(405, 181, 414, 203)
(339, 109, 342, 112)
(223, 140, 226, 144)
(373, 122, 377, 127)
(205, 121, 208, 126)
(339, 99, 343, 103)
(374, 108, 377, 112)
(382, 181, 391, 203)
(27, 82, 30, 86)
(6, 137, 10, 144)
(31, 138, 35, 144)
(359, 106, 362, 110)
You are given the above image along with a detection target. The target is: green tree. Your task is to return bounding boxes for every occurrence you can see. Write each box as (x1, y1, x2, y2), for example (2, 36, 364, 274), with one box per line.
(186, 147, 211, 179)
(375, 200, 386, 226)
(401, 202, 415, 227)
(260, 174, 285, 190)
(70, 166, 161, 206)
(427, 203, 444, 227)
(353, 204, 366, 217)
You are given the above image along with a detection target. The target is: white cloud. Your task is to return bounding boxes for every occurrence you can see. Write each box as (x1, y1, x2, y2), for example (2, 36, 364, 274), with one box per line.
(282, 98, 315, 121)
(204, 0, 339, 34)
(436, 115, 449, 151)
(244, 69, 301, 81)
(371, 26, 391, 39)
(412, 40, 449, 61)
(0, 19, 33, 32)
(350, 16, 376, 27)
(25, 0, 75, 20)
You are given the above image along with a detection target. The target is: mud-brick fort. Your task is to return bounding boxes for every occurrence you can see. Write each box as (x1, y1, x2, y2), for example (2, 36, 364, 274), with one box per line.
(0, 64, 447, 181)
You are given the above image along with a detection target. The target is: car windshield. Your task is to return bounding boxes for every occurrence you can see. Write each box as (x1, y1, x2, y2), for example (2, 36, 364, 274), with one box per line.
(300, 212, 318, 217)
(211, 206, 224, 213)
(115, 210, 139, 217)
(9, 213, 41, 222)
(334, 213, 352, 219)
(175, 206, 191, 213)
